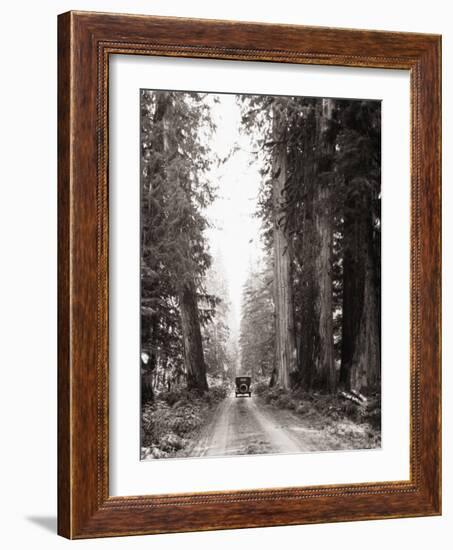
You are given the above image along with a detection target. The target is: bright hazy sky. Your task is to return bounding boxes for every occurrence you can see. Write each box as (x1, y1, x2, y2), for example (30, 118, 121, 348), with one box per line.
(204, 94, 263, 329)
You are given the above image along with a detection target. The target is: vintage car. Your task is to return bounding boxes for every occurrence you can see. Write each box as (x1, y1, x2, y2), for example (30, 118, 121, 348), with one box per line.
(235, 376, 252, 397)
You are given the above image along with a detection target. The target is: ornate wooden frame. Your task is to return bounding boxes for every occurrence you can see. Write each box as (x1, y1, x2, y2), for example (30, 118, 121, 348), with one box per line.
(58, 10, 441, 539)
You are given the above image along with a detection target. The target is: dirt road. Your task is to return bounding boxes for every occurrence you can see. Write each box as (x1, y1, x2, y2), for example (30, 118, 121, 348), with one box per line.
(187, 393, 348, 458)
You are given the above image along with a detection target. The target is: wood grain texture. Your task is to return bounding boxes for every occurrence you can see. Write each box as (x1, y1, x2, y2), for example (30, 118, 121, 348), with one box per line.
(57, 11, 72, 538)
(57, 10, 441, 539)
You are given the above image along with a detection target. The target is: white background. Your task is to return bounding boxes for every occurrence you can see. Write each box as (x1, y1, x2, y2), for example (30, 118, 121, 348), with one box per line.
(110, 57, 410, 495)
(0, 0, 450, 548)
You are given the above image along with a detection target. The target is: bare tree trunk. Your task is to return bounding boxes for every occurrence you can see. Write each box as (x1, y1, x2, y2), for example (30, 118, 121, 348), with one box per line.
(350, 247, 380, 391)
(298, 156, 316, 390)
(272, 102, 298, 390)
(179, 280, 209, 392)
(141, 364, 154, 404)
(340, 178, 380, 393)
(316, 99, 335, 391)
(339, 192, 364, 389)
(299, 99, 335, 392)
(313, 180, 335, 391)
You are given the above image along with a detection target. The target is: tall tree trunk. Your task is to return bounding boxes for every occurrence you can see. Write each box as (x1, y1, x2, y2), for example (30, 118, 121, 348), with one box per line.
(272, 101, 298, 390)
(315, 99, 335, 391)
(313, 181, 335, 391)
(161, 103, 209, 393)
(179, 280, 209, 392)
(140, 95, 169, 401)
(340, 178, 380, 393)
(339, 190, 364, 389)
(298, 180, 316, 390)
(141, 361, 154, 405)
(350, 243, 380, 391)
(140, 316, 158, 404)
(299, 99, 335, 392)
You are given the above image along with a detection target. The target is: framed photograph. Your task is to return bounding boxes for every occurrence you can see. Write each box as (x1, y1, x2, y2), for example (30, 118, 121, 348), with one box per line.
(58, 11, 441, 539)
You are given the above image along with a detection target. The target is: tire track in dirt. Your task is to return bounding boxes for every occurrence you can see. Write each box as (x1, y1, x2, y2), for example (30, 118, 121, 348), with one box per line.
(188, 393, 331, 457)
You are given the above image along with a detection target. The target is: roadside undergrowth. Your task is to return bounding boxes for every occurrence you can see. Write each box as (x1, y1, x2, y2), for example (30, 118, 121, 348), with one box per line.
(141, 381, 227, 460)
(254, 382, 381, 450)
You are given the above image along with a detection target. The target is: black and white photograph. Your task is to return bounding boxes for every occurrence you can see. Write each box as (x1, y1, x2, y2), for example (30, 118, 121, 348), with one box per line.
(140, 89, 382, 460)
